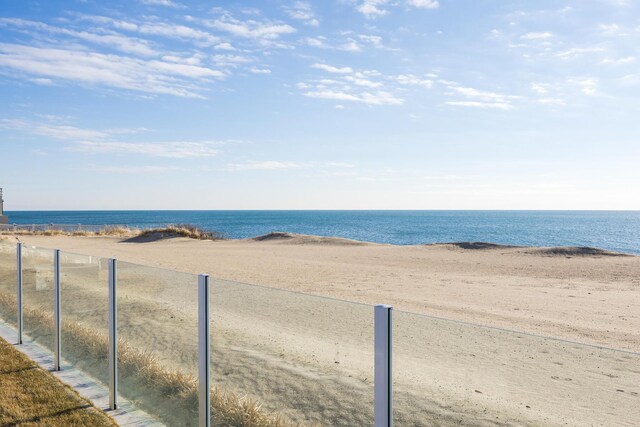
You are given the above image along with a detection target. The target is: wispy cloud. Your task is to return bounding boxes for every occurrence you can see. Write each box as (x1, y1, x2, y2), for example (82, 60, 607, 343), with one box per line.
(304, 89, 403, 105)
(0, 43, 224, 97)
(139, 0, 181, 7)
(445, 101, 512, 110)
(226, 160, 354, 171)
(285, 1, 320, 27)
(98, 165, 180, 173)
(443, 83, 520, 109)
(356, 0, 391, 18)
(70, 141, 220, 158)
(355, 0, 439, 18)
(250, 67, 271, 74)
(202, 14, 296, 40)
(0, 118, 113, 140)
(407, 0, 439, 9)
(568, 77, 598, 95)
(0, 18, 157, 56)
(521, 31, 553, 40)
(311, 63, 353, 73)
(556, 46, 605, 59)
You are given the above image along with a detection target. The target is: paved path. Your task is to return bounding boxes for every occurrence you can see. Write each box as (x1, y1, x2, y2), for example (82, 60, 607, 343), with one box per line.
(0, 321, 164, 427)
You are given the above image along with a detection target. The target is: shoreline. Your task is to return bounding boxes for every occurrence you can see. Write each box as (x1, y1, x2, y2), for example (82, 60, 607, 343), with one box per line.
(2, 228, 637, 256)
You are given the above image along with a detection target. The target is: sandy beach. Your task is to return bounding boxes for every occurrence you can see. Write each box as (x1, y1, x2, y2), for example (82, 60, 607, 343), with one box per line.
(6, 233, 640, 351)
(1, 233, 639, 426)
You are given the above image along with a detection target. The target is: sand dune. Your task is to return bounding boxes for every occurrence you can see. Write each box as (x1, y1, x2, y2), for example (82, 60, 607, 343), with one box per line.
(250, 232, 368, 246)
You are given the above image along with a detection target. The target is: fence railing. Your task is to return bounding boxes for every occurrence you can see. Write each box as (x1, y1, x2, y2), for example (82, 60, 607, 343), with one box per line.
(0, 239, 638, 426)
(0, 223, 124, 233)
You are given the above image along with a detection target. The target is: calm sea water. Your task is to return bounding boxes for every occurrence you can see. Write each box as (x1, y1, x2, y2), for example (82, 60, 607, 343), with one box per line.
(4, 210, 640, 254)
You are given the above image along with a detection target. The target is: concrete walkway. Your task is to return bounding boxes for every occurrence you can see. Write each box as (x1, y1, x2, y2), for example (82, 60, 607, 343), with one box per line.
(0, 321, 164, 427)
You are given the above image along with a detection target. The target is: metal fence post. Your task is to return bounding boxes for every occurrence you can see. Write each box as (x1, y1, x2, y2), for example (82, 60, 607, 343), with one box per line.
(108, 258, 118, 410)
(54, 249, 61, 371)
(198, 274, 210, 427)
(375, 304, 393, 427)
(17, 242, 23, 345)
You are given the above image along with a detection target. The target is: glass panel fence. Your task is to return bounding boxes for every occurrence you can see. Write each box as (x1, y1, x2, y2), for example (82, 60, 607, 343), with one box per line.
(59, 251, 109, 384)
(21, 245, 54, 352)
(0, 240, 17, 329)
(211, 278, 375, 427)
(117, 261, 199, 427)
(393, 310, 640, 426)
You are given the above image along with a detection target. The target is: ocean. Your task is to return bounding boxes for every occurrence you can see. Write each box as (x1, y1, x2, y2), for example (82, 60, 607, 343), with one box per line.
(4, 210, 640, 254)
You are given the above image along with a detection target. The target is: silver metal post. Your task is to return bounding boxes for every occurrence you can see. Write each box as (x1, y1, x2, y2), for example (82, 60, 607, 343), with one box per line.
(198, 274, 211, 427)
(54, 249, 61, 371)
(108, 258, 118, 410)
(375, 304, 393, 427)
(17, 242, 23, 345)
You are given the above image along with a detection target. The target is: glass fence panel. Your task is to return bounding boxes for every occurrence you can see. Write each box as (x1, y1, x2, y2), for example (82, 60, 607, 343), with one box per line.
(117, 261, 199, 427)
(59, 251, 109, 384)
(21, 245, 54, 352)
(0, 240, 17, 329)
(211, 279, 375, 427)
(393, 310, 640, 426)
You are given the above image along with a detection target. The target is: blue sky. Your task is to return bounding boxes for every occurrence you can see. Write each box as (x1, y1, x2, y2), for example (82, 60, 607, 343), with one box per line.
(0, 0, 639, 210)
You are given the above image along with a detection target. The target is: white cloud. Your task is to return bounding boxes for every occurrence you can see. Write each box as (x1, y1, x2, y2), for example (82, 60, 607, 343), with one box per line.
(140, 0, 181, 7)
(250, 67, 271, 74)
(356, 0, 391, 18)
(137, 22, 220, 45)
(443, 83, 519, 109)
(0, 43, 224, 97)
(521, 31, 553, 40)
(356, 0, 438, 17)
(312, 63, 353, 74)
(556, 46, 605, 59)
(227, 161, 307, 171)
(394, 74, 433, 88)
(600, 56, 635, 65)
(30, 77, 54, 85)
(339, 40, 361, 52)
(0, 119, 112, 140)
(568, 77, 598, 95)
(303, 37, 326, 48)
(285, 1, 320, 27)
(451, 86, 519, 102)
(227, 160, 354, 171)
(304, 90, 403, 105)
(99, 165, 180, 173)
(0, 18, 156, 56)
(345, 75, 382, 88)
(537, 98, 566, 106)
(530, 82, 549, 95)
(445, 101, 512, 110)
(407, 0, 439, 9)
(70, 141, 220, 158)
(359, 35, 383, 48)
(204, 14, 296, 40)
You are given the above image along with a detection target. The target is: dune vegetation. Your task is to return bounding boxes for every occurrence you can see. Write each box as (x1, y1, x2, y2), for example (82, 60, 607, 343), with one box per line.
(0, 292, 298, 427)
(0, 224, 225, 241)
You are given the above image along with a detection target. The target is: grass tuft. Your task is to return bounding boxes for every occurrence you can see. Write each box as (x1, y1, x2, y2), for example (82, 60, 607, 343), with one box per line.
(0, 224, 225, 241)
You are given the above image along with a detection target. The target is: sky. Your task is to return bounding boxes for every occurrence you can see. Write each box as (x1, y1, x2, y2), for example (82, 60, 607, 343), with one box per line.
(0, 0, 639, 210)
